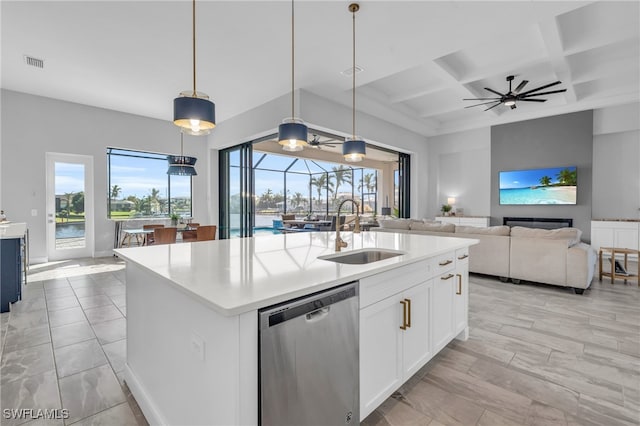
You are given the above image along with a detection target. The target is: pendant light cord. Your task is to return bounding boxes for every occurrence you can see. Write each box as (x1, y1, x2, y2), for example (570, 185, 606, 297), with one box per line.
(180, 132, 184, 156)
(291, 0, 295, 118)
(192, 0, 197, 96)
(350, 4, 359, 139)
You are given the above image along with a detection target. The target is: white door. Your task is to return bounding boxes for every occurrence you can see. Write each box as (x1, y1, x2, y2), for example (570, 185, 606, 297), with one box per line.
(46, 153, 94, 260)
(402, 281, 432, 379)
(432, 272, 455, 351)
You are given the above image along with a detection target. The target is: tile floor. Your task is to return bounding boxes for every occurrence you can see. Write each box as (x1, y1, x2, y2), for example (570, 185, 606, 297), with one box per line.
(2, 257, 639, 425)
(1, 257, 146, 426)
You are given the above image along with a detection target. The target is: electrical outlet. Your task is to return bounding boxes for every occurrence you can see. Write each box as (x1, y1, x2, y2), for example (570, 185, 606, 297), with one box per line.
(190, 332, 205, 361)
(31, 209, 38, 217)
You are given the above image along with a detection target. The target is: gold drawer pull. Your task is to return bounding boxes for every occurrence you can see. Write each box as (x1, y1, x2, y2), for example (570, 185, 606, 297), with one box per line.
(441, 273, 454, 280)
(439, 259, 453, 266)
(405, 298, 411, 328)
(400, 300, 408, 330)
(456, 274, 462, 295)
(457, 254, 468, 260)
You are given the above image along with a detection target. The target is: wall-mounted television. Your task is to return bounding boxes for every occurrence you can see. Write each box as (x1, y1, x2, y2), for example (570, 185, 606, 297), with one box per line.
(499, 166, 577, 205)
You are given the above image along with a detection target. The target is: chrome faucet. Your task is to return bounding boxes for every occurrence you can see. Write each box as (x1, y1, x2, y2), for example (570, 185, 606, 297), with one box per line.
(335, 198, 361, 252)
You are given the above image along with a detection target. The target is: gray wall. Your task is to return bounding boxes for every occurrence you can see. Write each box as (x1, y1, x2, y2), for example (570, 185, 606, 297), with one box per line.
(1, 89, 210, 262)
(491, 110, 593, 240)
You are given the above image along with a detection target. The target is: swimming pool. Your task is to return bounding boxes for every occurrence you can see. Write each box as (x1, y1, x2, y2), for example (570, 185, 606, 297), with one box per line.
(229, 227, 281, 237)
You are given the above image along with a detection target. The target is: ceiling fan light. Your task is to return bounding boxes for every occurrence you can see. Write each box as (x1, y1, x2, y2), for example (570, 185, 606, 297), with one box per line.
(343, 137, 365, 162)
(278, 118, 308, 151)
(174, 95, 216, 136)
(504, 99, 516, 106)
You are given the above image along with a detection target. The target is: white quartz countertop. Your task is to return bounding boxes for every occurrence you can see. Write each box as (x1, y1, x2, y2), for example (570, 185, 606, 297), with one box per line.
(0, 222, 26, 239)
(114, 231, 477, 316)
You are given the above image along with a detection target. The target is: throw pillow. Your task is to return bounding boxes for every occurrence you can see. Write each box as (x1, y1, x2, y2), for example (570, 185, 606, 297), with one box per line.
(455, 225, 511, 236)
(379, 218, 411, 230)
(510, 226, 582, 246)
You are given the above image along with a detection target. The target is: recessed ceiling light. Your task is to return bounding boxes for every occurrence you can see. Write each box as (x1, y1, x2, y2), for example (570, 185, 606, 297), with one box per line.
(341, 66, 363, 76)
(23, 55, 44, 69)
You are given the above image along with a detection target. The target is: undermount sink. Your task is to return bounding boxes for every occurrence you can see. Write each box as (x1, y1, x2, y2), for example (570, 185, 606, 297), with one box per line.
(318, 249, 405, 265)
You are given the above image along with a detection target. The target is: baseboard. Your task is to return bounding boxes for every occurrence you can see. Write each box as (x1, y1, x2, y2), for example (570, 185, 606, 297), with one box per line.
(28, 257, 48, 265)
(94, 250, 115, 258)
(124, 364, 167, 425)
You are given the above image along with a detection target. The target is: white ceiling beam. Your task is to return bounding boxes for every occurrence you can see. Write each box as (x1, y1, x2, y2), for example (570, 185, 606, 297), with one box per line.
(537, 18, 577, 103)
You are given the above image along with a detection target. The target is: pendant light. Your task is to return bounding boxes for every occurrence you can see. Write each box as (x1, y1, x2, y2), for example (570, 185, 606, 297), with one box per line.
(167, 132, 198, 176)
(343, 3, 366, 162)
(278, 0, 308, 152)
(173, 0, 215, 136)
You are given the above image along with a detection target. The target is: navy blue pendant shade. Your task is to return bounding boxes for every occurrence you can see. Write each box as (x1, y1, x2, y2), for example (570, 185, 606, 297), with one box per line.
(278, 118, 308, 151)
(167, 155, 198, 176)
(173, 96, 216, 136)
(343, 137, 366, 162)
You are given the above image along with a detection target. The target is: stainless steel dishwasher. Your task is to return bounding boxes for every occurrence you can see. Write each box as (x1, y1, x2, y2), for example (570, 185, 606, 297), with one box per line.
(259, 282, 359, 426)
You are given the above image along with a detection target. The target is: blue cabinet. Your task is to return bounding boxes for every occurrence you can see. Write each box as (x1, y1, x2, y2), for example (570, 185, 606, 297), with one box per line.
(1, 237, 22, 312)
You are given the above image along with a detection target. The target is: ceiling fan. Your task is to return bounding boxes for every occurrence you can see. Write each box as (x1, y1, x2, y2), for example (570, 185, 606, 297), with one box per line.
(463, 75, 567, 111)
(308, 134, 342, 149)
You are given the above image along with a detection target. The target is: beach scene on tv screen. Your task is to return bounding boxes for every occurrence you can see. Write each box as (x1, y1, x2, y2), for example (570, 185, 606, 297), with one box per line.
(500, 166, 577, 205)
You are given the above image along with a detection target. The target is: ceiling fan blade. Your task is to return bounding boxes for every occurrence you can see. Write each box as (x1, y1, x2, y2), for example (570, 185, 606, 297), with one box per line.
(484, 88, 505, 97)
(520, 89, 567, 97)
(518, 81, 561, 96)
(465, 100, 502, 108)
(514, 80, 529, 93)
(484, 102, 502, 111)
(518, 98, 547, 102)
(463, 97, 501, 101)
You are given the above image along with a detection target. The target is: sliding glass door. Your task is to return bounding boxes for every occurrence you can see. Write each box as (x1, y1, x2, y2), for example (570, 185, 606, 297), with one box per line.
(219, 143, 254, 239)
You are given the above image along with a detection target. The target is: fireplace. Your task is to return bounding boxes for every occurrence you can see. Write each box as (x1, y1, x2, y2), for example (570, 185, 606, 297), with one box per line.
(503, 217, 573, 229)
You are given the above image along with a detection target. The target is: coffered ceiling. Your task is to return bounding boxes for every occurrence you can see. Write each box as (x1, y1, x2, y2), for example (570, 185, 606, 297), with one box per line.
(2, 1, 638, 137)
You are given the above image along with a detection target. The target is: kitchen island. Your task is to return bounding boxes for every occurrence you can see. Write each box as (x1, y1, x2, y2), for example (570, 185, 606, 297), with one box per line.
(114, 231, 477, 425)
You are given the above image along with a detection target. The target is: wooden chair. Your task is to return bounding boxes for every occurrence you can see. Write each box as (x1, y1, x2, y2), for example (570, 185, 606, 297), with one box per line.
(281, 214, 295, 221)
(182, 229, 197, 242)
(153, 227, 177, 245)
(197, 225, 217, 241)
(143, 224, 164, 245)
(188, 223, 200, 228)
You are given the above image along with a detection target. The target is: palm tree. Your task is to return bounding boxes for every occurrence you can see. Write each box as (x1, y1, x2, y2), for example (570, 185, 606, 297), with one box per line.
(63, 192, 75, 222)
(148, 188, 161, 213)
(110, 185, 122, 200)
(292, 192, 306, 210)
(310, 174, 333, 209)
(359, 173, 376, 193)
(556, 168, 577, 186)
(331, 165, 352, 201)
(539, 176, 552, 187)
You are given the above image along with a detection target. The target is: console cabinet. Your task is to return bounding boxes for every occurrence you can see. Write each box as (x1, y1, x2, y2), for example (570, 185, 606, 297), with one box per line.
(1, 237, 23, 312)
(436, 216, 490, 228)
(591, 220, 639, 258)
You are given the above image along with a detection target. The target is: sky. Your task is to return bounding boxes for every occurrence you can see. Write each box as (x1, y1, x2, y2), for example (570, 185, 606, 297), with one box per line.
(499, 166, 577, 189)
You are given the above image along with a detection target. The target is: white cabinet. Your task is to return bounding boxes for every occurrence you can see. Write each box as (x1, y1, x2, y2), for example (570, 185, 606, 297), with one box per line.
(359, 280, 432, 418)
(436, 216, 490, 228)
(454, 248, 469, 339)
(591, 221, 639, 258)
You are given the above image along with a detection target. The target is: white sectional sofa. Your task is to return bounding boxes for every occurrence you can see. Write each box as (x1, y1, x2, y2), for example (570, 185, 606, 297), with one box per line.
(371, 219, 597, 294)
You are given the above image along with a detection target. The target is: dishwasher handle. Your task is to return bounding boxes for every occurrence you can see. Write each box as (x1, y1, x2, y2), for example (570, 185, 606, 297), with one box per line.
(306, 306, 330, 322)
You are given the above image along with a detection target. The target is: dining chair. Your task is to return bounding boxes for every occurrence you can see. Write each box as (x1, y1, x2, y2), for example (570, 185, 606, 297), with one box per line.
(196, 225, 217, 241)
(143, 224, 164, 245)
(182, 229, 197, 243)
(189, 223, 200, 228)
(153, 227, 177, 245)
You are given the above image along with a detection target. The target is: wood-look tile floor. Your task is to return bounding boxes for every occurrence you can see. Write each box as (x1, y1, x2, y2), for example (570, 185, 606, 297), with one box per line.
(3, 257, 638, 425)
(363, 270, 640, 426)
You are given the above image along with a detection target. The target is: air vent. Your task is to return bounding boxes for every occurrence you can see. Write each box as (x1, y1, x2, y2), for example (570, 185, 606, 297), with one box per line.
(341, 66, 363, 76)
(24, 55, 44, 69)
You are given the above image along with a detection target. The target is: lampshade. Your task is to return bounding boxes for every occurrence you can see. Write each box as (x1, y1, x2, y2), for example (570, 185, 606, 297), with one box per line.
(167, 155, 198, 176)
(447, 197, 456, 205)
(278, 118, 308, 152)
(174, 95, 215, 136)
(173, 0, 216, 136)
(278, 0, 308, 152)
(343, 137, 365, 162)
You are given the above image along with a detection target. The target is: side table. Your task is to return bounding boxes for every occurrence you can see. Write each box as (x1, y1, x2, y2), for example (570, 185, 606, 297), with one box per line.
(599, 247, 639, 285)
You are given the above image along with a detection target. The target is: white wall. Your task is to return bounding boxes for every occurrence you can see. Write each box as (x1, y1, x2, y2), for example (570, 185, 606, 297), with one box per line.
(426, 128, 491, 218)
(592, 103, 640, 220)
(210, 90, 430, 219)
(1, 89, 209, 262)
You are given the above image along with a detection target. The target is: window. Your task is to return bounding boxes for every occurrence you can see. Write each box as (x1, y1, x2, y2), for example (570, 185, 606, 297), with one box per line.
(107, 148, 192, 219)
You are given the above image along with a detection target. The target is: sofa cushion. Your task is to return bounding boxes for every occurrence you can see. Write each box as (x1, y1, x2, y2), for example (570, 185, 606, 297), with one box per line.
(410, 221, 455, 233)
(378, 218, 411, 230)
(510, 226, 582, 246)
(455, 225, 511, 236)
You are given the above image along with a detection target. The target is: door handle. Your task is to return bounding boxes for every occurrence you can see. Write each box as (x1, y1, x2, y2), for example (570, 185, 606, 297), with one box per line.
(305, 307, 330, 322)
(399, 300, 408, 330)
(457, 254, 468, 260)
(405, 298, 411, 328)
(456, 274, 462, 295)
(441, 273, 454, 280)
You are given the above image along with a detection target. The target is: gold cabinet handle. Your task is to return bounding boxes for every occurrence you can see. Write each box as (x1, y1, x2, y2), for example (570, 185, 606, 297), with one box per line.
(457, 254, 469, 260)
(441, 273, 454, 280)
(399, 300, 408, 330)
(405, 298, 411, 328)
(439, 259, 453, 266)
(456, 274, 462, 295)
